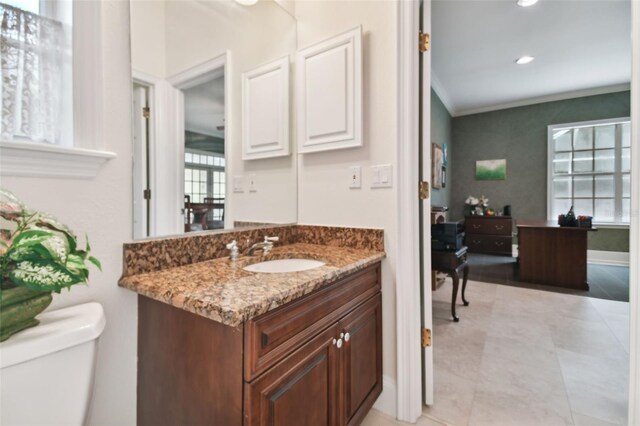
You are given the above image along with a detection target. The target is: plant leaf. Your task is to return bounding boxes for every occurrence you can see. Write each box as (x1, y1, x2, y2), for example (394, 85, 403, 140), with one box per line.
(9, 260, 81, 293)
(88, 256, 102, 271)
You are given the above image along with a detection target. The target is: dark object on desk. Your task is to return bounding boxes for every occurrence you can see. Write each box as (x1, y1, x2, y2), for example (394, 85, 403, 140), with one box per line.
(503, 205, 511, 216)
(517, 220, 597, 290)
(431, 221, 464, 251)
(464, 215, 512, 256)
(432, 246, 469, 322)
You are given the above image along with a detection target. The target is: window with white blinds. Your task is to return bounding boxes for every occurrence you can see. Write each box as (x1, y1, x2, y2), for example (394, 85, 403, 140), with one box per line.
(548, 118, 631, 225)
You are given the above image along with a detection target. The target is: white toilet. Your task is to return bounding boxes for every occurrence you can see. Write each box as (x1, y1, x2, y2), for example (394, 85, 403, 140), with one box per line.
(0, 302, 106, 426)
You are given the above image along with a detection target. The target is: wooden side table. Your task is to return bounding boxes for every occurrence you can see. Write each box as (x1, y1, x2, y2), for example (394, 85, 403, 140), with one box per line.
(432, 246, 470, 322)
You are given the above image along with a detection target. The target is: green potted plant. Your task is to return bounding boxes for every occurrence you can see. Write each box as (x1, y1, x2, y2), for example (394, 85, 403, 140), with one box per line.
(0, 189, 101, 342)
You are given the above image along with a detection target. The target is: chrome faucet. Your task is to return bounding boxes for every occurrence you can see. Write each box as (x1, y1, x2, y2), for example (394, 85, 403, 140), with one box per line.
(245, 236, 279, 256)
(226, 240, 239, 261)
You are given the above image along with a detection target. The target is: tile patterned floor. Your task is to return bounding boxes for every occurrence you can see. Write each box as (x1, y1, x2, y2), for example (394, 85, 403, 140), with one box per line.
(421, 279, 630, 426)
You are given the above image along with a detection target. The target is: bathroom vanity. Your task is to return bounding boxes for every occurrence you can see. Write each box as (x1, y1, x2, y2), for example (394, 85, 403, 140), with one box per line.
(119, 225, 385, 426)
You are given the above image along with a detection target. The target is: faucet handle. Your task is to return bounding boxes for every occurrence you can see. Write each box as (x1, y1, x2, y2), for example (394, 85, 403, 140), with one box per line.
(264, 236, 279, 243)
(226, 240, 239, 261)
(226, 240, 238, 250)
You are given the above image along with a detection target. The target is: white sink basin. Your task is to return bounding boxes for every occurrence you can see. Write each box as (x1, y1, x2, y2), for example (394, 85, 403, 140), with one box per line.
(243, 259, 325, 273)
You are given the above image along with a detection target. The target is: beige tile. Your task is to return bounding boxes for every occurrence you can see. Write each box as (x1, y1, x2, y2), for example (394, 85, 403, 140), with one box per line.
(433, 326, 488, 382)
(361, 409, 401, 426)
(549, 316, 626, 359)
(485, 313, 555, 350)
(423, 369, 477, 426)
(572, 412, 621, 426)
(556, 348, 628, 425)
(417, 415, 451, 426)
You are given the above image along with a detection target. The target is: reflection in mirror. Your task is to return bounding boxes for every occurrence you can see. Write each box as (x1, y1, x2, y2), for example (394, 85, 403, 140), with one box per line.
(130, 0, 297, 239)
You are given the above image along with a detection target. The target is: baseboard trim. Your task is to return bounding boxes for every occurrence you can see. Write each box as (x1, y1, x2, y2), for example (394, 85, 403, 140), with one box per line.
(587, 250, 630, 266)
(373, 375, 397, 419)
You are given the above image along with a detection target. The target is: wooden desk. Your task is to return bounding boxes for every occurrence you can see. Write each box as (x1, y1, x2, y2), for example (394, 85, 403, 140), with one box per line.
(517, 220, 596, 290)
(432, 246, 470, 322)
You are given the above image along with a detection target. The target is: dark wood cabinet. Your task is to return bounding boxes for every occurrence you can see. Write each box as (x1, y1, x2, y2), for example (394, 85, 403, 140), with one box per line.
(138, 263, 383, 426)
(464, 216, 513, 256)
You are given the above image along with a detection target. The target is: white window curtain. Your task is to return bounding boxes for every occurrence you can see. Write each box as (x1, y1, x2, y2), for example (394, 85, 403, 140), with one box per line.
(0, 3, 68, 144)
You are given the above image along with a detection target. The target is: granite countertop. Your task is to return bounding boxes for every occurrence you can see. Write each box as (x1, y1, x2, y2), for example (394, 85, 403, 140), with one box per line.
(118, 243, 385, 327)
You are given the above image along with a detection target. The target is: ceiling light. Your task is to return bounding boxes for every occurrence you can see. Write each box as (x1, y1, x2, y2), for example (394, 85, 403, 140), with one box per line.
(515, 56, 535, 65)
(517, 0, 538, 7)
(235, 0, 258, 5)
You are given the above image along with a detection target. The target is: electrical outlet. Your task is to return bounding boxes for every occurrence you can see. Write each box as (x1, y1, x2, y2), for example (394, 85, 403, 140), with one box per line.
(233, 176, 245, 193)
(371, 165, 392, 188)
(349, 166, 361, 189)
(248, 174, 257, 192)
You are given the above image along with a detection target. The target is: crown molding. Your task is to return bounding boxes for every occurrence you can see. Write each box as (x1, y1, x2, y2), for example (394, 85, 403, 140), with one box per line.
(430, 72, 455, 116)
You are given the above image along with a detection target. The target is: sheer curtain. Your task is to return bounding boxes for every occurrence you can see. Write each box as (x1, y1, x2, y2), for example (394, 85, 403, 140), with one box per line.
(0, 3, 68, 144)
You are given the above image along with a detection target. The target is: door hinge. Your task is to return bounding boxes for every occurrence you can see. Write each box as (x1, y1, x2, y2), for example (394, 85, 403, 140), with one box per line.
(419, 181, 430, 200)
(142, 107, 150, 119)
(422, 328, 432, 347)
(419, 32, 430, 53)
(143, 189, 151, 200)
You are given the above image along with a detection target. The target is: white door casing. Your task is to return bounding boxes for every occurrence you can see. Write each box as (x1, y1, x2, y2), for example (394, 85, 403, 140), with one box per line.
(242, 56, 290, 160)
(132, 86, 148, 240)
(296, 26, 362, 154)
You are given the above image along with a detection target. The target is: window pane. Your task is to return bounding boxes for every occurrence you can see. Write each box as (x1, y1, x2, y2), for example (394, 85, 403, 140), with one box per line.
(207, 156, 214, 166)
(3, 0, 39, 14)
(622, 148, 631, 172)
(185, 169, 192, 181)
(554, 152, 571, 174)
(185, 181, 192, 194)
(574, 127, 593, 150)
(220, 158, 226, 167)
(574, 199, 593, 217)
(553, 199, 572, 220)
(623, 174, 630, 198)
(594, 199, 615, 222)
(594, 149, 615, 173)
(185, 153, 193, 163)
(595, 125, 615, 149)
(553, 177, 572, 198)
(573, 151, 592, 173)
(595, 175, 614, 198)
(574, 176, 593, 198)
(622, 198, 631, 223)
(192, 154, 200, 164)
(622, 123, 631, 148)
(554, 130, 572, 151)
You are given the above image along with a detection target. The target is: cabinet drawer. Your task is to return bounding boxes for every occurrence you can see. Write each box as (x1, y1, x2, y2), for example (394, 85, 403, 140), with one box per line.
(465, 218, 512, 235)
(244, 264, 381, 381)
(466, 234, 511, 255)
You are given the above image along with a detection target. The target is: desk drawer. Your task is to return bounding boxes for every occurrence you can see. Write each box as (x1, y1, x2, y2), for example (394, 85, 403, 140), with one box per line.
(466, 234, 512, 255)
(465, 217, 512, 236)
(244, 264, 381, 381)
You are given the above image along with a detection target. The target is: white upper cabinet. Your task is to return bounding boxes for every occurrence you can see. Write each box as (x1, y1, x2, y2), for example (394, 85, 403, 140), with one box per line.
(242, 56, 290, 160)
(296, 26, 363, 154)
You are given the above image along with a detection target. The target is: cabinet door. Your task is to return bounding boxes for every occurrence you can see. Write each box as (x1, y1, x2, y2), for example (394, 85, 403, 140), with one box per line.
(245, 326, 340, 426)
(339, 295, 382, 426)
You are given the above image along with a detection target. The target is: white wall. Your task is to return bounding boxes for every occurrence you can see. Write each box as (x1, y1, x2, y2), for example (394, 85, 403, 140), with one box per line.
(295, 1, 399, 416)
(1, 2, 137, 424)
(130, 0, 166, 78)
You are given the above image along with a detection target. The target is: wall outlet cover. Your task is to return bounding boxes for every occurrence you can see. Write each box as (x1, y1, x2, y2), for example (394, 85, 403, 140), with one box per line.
(371, 165, 392, 188)
(349, 166, 362, 189)
(248, 174, 257, 192)
(233, 176, 245, 193)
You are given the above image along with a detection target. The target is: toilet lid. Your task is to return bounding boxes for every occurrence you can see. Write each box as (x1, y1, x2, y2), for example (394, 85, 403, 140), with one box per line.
(0, 302, 106, 369)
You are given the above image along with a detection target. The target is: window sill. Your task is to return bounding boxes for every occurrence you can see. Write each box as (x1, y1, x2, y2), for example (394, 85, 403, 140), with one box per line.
(0, 141, 116, 179)
(591, 223, 630, 230)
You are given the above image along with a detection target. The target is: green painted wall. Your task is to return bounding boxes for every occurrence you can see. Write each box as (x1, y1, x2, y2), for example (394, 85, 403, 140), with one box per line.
(430, 88, 453, 209)
(450, 91, 630, 252)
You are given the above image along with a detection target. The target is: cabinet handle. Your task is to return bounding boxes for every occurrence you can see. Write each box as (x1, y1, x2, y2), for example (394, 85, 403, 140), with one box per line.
(336, 338, 343, 349)
(473, 240, 481, 244)
(495, 225, 504, 230)
(473, 224, 481, 229)
(495, 241, 504, 246)
(344, 332, 351, 342)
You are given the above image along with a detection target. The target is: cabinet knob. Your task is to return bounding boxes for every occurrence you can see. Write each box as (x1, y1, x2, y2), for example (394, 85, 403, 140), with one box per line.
(333, 338, 337, 345)
(344, 332, 351, 342)
(336, 338, 343, 349)
(340, 332, 344, 339)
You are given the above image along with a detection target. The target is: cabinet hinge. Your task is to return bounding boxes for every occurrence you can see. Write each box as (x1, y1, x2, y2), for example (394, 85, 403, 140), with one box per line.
(142, 106, 150, 119)
(143, 189, 151, 200)
(419, 32, 430, 53)
(419, 181, 430, 200)
(421, 328, 432, 347)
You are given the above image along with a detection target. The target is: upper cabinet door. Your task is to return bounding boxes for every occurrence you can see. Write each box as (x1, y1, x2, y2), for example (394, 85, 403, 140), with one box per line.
(297, 26, 363, 154)
(242, 56, 290, 160)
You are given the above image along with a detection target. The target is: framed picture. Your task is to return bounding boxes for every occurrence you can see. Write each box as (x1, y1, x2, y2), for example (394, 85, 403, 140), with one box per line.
(432, 144, 443, 189)
(476, 159, 507, 180)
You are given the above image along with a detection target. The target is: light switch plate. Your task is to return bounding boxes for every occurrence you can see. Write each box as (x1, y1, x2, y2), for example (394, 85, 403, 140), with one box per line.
(349, 166, 361, 189)
(248, 174, 257, 192)
(233, 176, 245, 193)
(371, 165, 392, 188)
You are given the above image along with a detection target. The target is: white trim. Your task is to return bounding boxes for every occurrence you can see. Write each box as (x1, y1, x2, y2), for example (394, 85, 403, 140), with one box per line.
(431, 71, 455, 116)
(0, 141, 115, 179)
(396, 0, 423, 423)
(587, 250, 630, 266)
(372, 375, 397, 417)
(453, 83, 631, 118)
(628, 0, 640, 422)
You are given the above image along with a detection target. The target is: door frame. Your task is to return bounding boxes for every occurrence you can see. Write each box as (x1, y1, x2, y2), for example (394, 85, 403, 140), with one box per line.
(396, 0, 640, 424)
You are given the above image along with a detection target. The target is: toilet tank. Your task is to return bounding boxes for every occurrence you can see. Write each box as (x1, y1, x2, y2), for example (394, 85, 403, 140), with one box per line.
(0, 302, 106, 426)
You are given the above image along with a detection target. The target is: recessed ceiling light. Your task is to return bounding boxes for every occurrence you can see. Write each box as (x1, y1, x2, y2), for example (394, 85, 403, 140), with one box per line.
(515, 56, 535, 65)
(235, 0, 258, 5)
(517, 0, 539, 7)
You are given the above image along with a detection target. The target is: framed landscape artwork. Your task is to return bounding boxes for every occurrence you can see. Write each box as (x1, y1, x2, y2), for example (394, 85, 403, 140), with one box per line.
(476, 159, 507, 180)
(432, 144, 444, 188)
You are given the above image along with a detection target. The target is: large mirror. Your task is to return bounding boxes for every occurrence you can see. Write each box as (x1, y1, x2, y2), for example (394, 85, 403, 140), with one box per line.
(129, 0, 297, 239)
